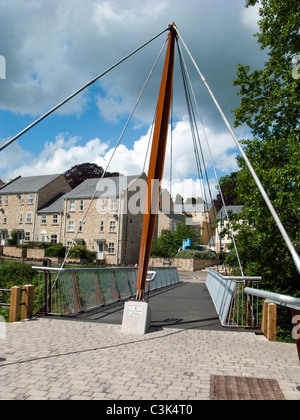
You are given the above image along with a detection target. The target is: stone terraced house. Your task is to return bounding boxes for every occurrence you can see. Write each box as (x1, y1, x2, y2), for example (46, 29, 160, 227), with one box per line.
(0, 174, 72, 246)
(0, 172, 187, 265)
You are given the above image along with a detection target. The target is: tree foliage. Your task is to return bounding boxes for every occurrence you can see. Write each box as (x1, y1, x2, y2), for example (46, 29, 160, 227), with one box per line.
(151, 223, 201, 258)
(64, 163, 119, 189)
(214, 172, 244, 210)
(228, 0, 300, 295)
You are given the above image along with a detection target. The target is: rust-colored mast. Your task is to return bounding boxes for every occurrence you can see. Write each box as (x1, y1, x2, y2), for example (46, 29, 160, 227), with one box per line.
(136, 24, 176, 300)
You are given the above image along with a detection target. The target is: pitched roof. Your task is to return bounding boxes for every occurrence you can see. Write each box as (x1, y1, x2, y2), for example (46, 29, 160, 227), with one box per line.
(65, 175, 139, 199)
(0, 174, 63, 194)
(37, 193, 67, 214)
(160, 210, 185, 223)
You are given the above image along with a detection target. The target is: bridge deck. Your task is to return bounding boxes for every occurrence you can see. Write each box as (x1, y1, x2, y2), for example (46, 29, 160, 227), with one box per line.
(71, 271, 224, 331)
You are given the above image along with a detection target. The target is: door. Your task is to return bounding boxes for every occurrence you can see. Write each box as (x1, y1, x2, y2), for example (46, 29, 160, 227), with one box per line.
(1, 232, 6, 246)
(17, 232, 23, 245)
(97, 242, 104, 259)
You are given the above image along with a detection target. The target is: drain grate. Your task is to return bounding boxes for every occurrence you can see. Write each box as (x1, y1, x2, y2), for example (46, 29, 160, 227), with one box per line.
(210, 375, 285, 400)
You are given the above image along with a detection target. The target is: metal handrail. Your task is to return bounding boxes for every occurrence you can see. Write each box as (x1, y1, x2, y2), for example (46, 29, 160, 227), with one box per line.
(33, 266, 180, 316)
(206, 269, 261, 328)
(245, 287, 300, 310)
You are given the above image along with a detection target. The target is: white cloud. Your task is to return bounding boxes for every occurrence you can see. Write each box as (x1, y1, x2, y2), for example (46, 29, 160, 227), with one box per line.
(2, 115, 239, 201)
(241, 2, 261, 32)
(2, 134, 109, 179)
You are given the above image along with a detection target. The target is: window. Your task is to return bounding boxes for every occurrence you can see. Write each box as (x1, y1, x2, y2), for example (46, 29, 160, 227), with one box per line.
(50, 234, 57, 244)
(100, 199, 105, 211)
(68, 220, 74, 232)
(0, 196, 2, 205)
(3, 214, 7, 224)
(41, 215, 46, 224)
(110, 198, 117, 211)
(100, 221, 104, 232)
(26, 213, 32, 223)
(5, 196, 8, 205)
(79, 200, 84, 211)
(20, 194, 24, 204)
(109, 220, 116, 232)
(28, 194, 34, 204)
(79, 221, 83, 232)
(19, 212, 23, 223)
(69, 200, 75, 211)
(108, 242, 115, 254)
(25, 232, 30, 242)
(52, 214, 58, 224)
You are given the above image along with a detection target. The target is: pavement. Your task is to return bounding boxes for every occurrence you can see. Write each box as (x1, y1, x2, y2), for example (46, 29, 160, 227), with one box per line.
(0, 270, 300, 401)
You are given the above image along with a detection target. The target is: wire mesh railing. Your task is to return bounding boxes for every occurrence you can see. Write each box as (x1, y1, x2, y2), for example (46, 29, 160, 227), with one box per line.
(206, 269, 261, 328)
(33, 266, 180, 316)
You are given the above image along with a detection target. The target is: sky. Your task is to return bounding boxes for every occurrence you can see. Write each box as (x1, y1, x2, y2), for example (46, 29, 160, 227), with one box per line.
(0, 0, 267, 201)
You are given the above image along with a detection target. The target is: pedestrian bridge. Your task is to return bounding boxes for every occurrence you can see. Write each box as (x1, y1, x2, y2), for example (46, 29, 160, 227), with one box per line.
(33, 266, 260, 332)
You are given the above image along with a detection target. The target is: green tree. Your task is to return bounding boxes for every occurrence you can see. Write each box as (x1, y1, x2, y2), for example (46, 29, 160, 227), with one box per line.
(230, 0, 300, 295)
(151, 223, 201, 258)
(214, 172, 243, 210)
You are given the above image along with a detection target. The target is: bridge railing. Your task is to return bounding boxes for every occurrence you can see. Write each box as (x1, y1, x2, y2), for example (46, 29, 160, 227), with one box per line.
(32, 266, 180, 316)
(206, 269, 261, 328)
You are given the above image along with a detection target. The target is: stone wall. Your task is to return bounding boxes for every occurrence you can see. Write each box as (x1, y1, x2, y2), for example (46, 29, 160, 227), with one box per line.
(26, 248, 45, 260)
(148, 257, 216, 271)
(2, 246, 27, 259)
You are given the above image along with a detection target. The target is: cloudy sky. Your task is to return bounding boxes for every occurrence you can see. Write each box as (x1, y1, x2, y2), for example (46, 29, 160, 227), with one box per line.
(0, 0, 266, 200)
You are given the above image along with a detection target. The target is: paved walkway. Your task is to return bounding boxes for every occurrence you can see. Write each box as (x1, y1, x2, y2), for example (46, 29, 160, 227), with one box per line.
(0, 271, 300, 401)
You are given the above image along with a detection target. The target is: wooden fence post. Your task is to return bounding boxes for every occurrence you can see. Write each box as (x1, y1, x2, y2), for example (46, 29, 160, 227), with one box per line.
(21, 285, 34, 320)
(261, 300, 269, 335)
(9, 286, 20, 323)
(267, 302, 277, 342)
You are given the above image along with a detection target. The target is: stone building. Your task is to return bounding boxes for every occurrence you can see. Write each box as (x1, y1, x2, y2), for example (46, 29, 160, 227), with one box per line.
(0, 174, 71, 245)
(174, 201, 217, 246)
(212, 205, 244, 253)
(59, 173, 146, 265)
(0, 171, 186, 265)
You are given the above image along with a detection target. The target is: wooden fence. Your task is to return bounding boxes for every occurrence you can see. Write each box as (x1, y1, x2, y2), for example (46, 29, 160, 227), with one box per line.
(0, 285, 34, 322)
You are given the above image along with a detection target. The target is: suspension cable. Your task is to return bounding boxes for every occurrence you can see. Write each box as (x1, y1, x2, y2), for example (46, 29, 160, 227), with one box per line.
(55, 37, 168, 278)
(0, 27, 169, 153)
(176, 37, 244, 275)
(175, 26, 300, 275)
(177, 39, 219, 252)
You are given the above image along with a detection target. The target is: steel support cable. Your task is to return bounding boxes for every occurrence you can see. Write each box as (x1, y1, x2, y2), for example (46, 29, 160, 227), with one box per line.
(177, 40, 217, 247)
(53, 37, 168, 284)
(175, 27, 300, 275)
(0, 27, 169, 153)
(176, 38, 244, 275)
(170, 95, 174, 204)
(185, 71, 218, 255)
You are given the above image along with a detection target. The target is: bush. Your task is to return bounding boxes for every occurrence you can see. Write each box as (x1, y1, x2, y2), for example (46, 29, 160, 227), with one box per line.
(44, 243, 66, 258)
(175, 250, 216, 259)
(69, 244, 96, 262)
(0, 261, 39, 321)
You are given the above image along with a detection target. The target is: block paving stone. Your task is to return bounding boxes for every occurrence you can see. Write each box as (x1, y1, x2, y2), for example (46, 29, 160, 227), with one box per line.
(1, 270, 300, 401)
(0, 315, 300, 401)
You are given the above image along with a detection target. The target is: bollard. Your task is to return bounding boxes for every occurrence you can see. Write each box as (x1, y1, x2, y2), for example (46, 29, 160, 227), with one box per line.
(21, 285, 34, 320)
(9, 287, 20, 323)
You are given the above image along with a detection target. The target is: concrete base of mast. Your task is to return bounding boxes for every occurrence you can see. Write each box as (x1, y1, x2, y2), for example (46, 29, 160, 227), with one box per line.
(121, 299, 151, 335)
